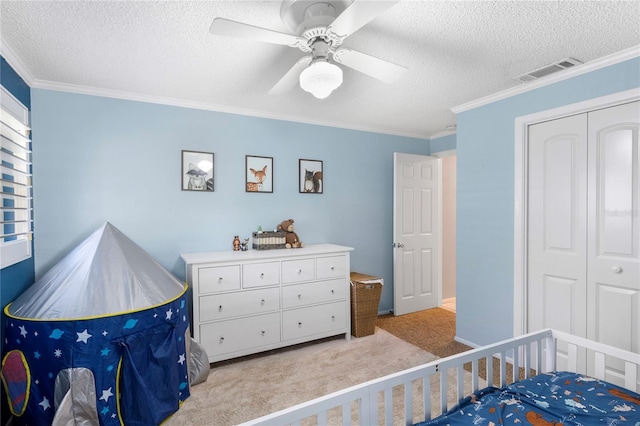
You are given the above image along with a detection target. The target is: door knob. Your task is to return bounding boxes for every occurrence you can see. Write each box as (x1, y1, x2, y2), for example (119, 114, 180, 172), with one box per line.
(611, 265, 623, 273)
(393, 242, 405, 248)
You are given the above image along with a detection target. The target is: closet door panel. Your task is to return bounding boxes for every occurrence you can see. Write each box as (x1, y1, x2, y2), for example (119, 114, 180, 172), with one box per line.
(587, 101, 640, 357)
(527, 114, 588, 336)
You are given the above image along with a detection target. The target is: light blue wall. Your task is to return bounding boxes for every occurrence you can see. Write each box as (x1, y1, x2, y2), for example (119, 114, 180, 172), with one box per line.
(429, 134, 456, 153)
(30, 89, 429, 313)
(455, 57, 640, 346)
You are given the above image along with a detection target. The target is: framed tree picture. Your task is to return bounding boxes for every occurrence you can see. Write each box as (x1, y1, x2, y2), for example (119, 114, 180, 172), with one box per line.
(246, 155, 273, 193)
(182, 150, 214, 191)
(299, 159, 323, 194)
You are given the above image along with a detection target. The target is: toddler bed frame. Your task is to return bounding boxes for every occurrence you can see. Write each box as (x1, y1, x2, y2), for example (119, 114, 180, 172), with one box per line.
(239, 328, 640, 426)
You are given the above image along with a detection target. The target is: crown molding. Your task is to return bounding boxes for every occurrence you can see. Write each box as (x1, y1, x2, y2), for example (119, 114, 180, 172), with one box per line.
(429, 129, 456, 140)
(0, 40, 36, 86)
(30, 78, 428, 140)
(451, 45, 640, 114)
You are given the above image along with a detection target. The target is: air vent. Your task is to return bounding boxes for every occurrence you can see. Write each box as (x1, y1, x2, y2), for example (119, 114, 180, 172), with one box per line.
(513, 58, 583, 83)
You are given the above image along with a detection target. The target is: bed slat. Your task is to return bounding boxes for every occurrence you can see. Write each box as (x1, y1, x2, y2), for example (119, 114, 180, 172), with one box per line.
(594, 351, 606, 380)
(456, 366, 464, 402)
(500, 350, 507, 387)
(439, 368, 447, 414)
(384, 388, 393, 425)
(341, 402, 349, 426)
(404, 381, 412, 425)
(423, 376, 431, 421)
(625, 361, 637, 391)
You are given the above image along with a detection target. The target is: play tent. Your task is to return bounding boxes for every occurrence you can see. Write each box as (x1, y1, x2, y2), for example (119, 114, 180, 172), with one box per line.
(1, 223, 193, 425)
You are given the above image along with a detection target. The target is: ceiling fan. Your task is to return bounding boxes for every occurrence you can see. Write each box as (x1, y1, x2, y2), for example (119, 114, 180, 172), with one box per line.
(209, 0, 407, 99)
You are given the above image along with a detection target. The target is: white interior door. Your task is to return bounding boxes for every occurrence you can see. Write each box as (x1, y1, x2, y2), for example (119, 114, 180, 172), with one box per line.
(527, 113, 588, 337)
(586, 101, 640, 383)
(527, 101, 640, 378)
(393, 153, 441, 316)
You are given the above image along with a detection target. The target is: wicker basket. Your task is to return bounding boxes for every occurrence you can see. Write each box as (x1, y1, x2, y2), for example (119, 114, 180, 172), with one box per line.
(252, 231, 286, 250)
(350, 272, 383, 337)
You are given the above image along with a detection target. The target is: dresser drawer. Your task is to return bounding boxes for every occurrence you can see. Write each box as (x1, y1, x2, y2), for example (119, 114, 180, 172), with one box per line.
(316, 255, 347, 279)
(281, 258, 315, 283)
(200, 312, 280, 358)
(199, 287, 280, 322)
(243, 261, 280, 288)
(282, 301, 347, 341)
(282, 279, 346, 309)
(198, 265, 241, 293)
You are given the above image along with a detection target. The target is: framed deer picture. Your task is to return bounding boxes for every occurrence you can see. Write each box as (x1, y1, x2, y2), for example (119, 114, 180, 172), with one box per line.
(299, 159, 323, 194)
(246, 155, 273, 193)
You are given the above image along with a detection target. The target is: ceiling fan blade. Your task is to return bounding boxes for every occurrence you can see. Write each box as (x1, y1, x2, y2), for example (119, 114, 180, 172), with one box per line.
(210, 18, 306, 47)
(333, 48, 407, 84)
(269, 56, 313, 95)
(328, 0, 400, 38)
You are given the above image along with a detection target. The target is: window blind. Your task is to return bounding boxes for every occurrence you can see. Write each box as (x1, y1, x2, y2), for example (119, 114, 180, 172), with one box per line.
(1, 85, 32, 269)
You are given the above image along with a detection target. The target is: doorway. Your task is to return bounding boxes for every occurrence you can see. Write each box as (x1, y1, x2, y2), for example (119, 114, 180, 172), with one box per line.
(433, 150, 457, 313)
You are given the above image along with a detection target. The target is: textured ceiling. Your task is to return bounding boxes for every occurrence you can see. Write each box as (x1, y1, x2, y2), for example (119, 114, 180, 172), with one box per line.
(1, 1, 639, 139)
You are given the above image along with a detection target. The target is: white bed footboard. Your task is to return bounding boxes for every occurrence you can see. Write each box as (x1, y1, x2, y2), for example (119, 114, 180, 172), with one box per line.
(239, 329, 640, 426)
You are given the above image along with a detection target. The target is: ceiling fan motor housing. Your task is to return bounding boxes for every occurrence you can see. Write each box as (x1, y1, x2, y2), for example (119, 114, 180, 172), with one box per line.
(281, 0, 350, 45)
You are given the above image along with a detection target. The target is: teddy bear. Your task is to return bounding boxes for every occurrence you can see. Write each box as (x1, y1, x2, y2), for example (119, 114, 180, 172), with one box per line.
(277, 218, 304, 248)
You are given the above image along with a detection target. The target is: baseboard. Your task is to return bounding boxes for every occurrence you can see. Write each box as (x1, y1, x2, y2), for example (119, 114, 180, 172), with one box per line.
(454, 335, 480, 348)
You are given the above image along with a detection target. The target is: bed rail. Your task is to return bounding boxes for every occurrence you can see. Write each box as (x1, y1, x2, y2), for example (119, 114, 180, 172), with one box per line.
(239, 329, 639, 426)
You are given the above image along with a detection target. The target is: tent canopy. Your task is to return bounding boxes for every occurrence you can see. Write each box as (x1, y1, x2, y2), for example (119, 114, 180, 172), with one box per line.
(8, 222, 185, 319)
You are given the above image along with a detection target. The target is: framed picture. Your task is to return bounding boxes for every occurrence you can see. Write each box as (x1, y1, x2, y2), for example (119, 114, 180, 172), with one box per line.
(299, 159, 323, 194)
(182, 150, 214, 191)
(246, 155, 273, 193)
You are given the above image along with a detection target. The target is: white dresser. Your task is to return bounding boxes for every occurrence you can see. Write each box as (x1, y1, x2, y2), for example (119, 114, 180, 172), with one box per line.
(181, 244, 354, 363)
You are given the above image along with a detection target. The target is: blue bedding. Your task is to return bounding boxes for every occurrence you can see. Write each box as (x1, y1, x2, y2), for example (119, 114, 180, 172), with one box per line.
(416, 371, 640, 425)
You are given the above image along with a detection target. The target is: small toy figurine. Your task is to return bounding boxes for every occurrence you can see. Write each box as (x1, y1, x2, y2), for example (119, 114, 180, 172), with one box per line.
(240, 238, 249, 251)
(233, 235, 241, 251)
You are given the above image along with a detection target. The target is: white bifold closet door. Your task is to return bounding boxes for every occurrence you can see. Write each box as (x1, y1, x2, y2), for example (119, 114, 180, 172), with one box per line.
(528, 101, 639, 384)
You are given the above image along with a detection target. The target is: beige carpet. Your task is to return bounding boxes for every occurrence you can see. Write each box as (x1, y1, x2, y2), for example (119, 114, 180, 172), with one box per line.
(165, 328, 440, 425)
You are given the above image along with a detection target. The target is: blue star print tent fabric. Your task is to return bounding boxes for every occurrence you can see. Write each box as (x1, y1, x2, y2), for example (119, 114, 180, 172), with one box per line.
(1, 222, 191, 425)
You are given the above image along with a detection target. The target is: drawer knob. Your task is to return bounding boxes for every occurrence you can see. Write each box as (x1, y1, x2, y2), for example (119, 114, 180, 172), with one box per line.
(298, 322, 303, 328)
(297, 294, 302, 300)
(218, 277, 223, 283)
(219, 337, 225, 344)
(260, 299, 265, 305)
(260, 273, 265, 279)
(331, 289, 335, 294)
(330, 266, 335, 271)
(261, 330, 266, 336)
(218, 305, 223, 312)
(331, 315, 335, 321)
(297, 269, 302, 274)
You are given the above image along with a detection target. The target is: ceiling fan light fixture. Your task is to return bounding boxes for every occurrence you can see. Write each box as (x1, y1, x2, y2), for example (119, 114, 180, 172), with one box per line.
(299, 60, 343, 99)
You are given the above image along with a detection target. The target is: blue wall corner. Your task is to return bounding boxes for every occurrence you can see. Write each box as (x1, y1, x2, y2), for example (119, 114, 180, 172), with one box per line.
(0, 55, 34, 426)
(429, 133, 456, 153)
